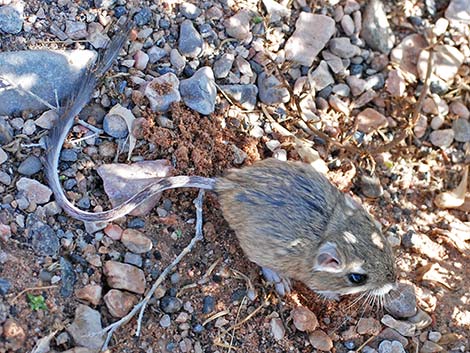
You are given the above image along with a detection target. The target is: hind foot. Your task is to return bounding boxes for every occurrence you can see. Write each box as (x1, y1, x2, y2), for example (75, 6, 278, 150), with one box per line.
(262, 267, 292, 296)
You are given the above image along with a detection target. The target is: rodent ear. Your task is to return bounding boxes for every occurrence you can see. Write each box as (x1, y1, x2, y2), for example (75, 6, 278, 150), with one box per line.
(314, 242, 343, 273)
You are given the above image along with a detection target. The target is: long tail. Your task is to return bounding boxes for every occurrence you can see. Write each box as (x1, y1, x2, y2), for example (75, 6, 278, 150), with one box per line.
(43, 20, 216, 223)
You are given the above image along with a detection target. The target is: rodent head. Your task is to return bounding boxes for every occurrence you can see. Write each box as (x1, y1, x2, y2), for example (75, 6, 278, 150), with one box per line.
(305, 195, 397, 298)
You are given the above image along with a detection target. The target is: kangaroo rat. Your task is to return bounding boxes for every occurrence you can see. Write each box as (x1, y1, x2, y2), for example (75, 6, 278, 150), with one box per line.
(43, 23, 397, 298)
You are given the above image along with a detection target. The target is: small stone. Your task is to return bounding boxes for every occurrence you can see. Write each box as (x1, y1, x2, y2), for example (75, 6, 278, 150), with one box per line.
(361, 0, 395, 54)
(180, 2, 201, 19)
(66, 305, 105, 350)
(17, 155, 41, 176)
(386, 70, 406, 97)
(308, 330, 333, 351)
(160, 296, 183, 313)
(450, 101, 470, 119)
(381, 314, 416, 337)
(445, 0, 470, 23)
(0, 3, 23, 34)
(220, 84, 258, 110)
(202, 295, 215, 314)
(356, 317, 381, 335)
(180, 67, 216, 115)
(356, 108, 388, 133)
(329, 94, 350, 115)
(390, 34, 427, 79)
(329, 37, 361, 58)
(178, 20, 203, 58)
(341, 15, 355, 36)
(60, 257, 77, 298)
(104, 289, 138, 318)
(452, 118, 470, 142)
(160, 314, 171, 328)
(3, 319, 26, 351)
(285, 13, 335, 66)
(104, 223, 123, 240)
(213, 53, 235, 78)
(124, 252, 142, 267)
(65, 20, 87, 40)
(0, 171, 11, 185)
(262, 0, 290, 23)
(258, 72, 290, 105)
(60, 149, 78, 162)
(0, 278, 11, 295)
(429, 129, 454, 148)
(0, 147, 7, 165)
(231, 144, 248, 164)
(270, 317, 285, 340)
(360, 174, 383, 198)
(75, 285, 102, 306)
(407, 308, 432, 330)
(378, 328, 409, 347)
(430, 115, 444, 130)
(133, 50, 149, 70)
(121, 228, 153, 254)
(148, 46, 167, 64)
(378, 340, 406, 353)
(224, 10, 252, 42)
(292, 306, 318, 332)
(144, 73, 180, 112)
(16, 177, 52, 204)
(103, 261, 146, 294)
(103, 113, 128, 138)
(35, 109, 58, 129)
(420, 340, 443, 353)
(418, 45, 464, 82)
(384, 283, 417, 318)
(428, 332, 441, 343)
(310, 61, 334, 91)
(134, 7, 152, 26)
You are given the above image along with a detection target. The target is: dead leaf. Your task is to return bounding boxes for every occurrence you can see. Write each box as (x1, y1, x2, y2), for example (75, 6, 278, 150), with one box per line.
(416, 263, 455, 290)
(441, 220, 470, 253)
(434, 166, 468, 209)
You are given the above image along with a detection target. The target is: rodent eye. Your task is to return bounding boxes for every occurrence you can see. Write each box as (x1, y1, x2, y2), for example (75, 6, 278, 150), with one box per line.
(348, 273, 368, 285)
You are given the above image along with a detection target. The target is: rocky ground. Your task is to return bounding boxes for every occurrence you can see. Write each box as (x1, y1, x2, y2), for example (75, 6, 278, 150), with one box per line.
(0, 0, 470, 352)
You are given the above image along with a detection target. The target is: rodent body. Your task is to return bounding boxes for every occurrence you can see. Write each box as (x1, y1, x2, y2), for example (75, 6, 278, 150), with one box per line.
(43, 24, 397, 298)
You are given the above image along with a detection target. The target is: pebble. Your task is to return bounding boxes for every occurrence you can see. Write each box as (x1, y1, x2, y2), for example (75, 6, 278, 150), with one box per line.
(445, 0, 470, 23)
(430, 115, 444, 130)
(429, 129, 454, 148)
(356, 108, 388, 133)
(144, 73, 180, 112)
(0, 117, 13, 144)
(16, 177, 52, 204)
(104, 223, 123, 240)
(428, 331, 442, 343)
(178, 20, 203, 58)
(452, 118, 470, 142)
(148, 46, 167, 64)
(170, 49, 186, 73)
(0, 278, 11, 295)
(270, 317, 285, 340)
(378, 340, 406, 353)
(310, 61, 334, 91)
(133, 50, 149, 70)
(418, 45, 464, 82)
(361, 0, 395, 54)
(384, 283, 417, 318)
(213, 53, 235, 78)
(104, 289, 137, 317)
(60, 257, 77, 297)
(291, 306, 318, 332)
(308, 330, 333, 351)
(224, 10, 252, 42)
(75, 285, 102, 306)
(0, 3, 23, 34)
(420, 340, 443, 353)
(381, 314, 416, 337)
(450, 101, 470, 119)
(341, 15, 355, 36)
(386, 70, 406, 97)
(347, 76, 367, 96)
(356, 317, 381, 335)
(407, 308, 432, 330)
(390, 34, 427, 79)
(220, 84, 258, 110)
(60, 149, 78, 162)
(258, 72, 290, 105)
(180, 66, 217, 115)
(160, 296, 183, 313)
(17, 153, 42, 176)
(103, 113, 129, 138)
(134, 7, 152, 26)
(31, 223, 59, 257)
(285, 13, 335, 66)
(329, 37, 361, 58)
(202, 295, 215, 314)
(160, 314, 171, 328)
(65, 20, 87, 40)
(0, 50, 96, 115)
(103, 261, 146, 294)
(180, 2, 201, 19)
(124, 252, 142, 267)
(360, 174, 383, 198)
(0, 171, 11, 185)
(3, 318, 26, 351)
(66, 305, 106, 350)
(0, 147, 7, 165)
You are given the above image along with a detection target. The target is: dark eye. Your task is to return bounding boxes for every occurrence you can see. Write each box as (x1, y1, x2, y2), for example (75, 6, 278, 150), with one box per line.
(348, 273, 368, 285)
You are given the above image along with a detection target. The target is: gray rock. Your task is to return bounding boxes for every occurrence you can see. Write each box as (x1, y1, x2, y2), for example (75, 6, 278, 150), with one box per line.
(310, 61, 334, 91)
(329, 37, 361, 58)
(160, 296, 183, 313)
(65, 20, 87, 40)
(180, 66, 217, 115)
(134, 7, 152, 26)
(31, 223, 59, 257)
(103, 113, 128, 138)
(60, 257, 76, 297)
(219, 84, 258, 110)
(144, 73, 181, 112)
(178, 20, 203, 58)
(361, 0, 396, 54)
(94, 0, 116, 8)
(148, 46, 167, 64)
(360, 174, 383, 198)
(285, 13, 335, 67)
(67, 305, 106, 350)
(180, 2, 201, 19)
(0, 2, 23, 34)
(60, 149, 78, 162)
(124, 252, 142, 267)
(381, 315, 416, 337)
(18, 155, 42, 176)
(213, 53, 235, 78)
(445, 0, 470, 23)
(160, 314, 171, 328)
(0, 147, 7, 165)
(262, 0, 290, 23)
(378, 340, 406, 353)
(257, 72, 290, 105)
(224, 10, 252, 42)
(35, 110, 58, 129)
(0, 278, 11, 295)
(170, 49, 186, 72)
(384, 283, 417, 318)
(452, 118, 470, 142)
(16, 177, 52, 204)
(0, 50, 96, 115)
(0, 117, 13, 144)
(429, 129, 454, 148)
(0, 171, 11, 185)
